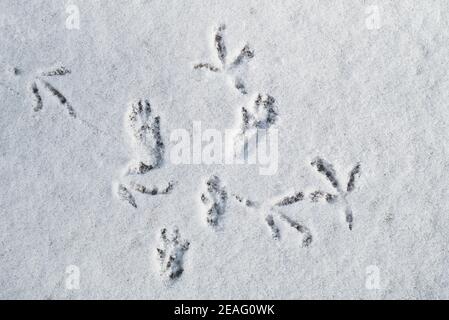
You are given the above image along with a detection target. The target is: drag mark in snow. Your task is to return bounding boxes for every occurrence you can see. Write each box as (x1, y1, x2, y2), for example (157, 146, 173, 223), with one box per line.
(156, 227, 190, 281)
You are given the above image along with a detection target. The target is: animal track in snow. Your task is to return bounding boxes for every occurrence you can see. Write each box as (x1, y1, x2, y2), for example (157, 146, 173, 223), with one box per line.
(40, 80, 76, 117)
(229, 158, 360, 244)
(31, 82, 43, 112)
(116, 180, 175, 208)
(278, 212, 313, 247)
(117, 184, 137, 208)
(200, 175, 228, 227)
(194, 24, 254, 95)
(232, 192, 313, 247)
(130, 180, 175, 195)
(0, 65, 22, 96)
(309, 190, 338, 203)
(30, 66, 76, 118)
(116, 98, 175, 208)
(125, 99, 164, 175)
(40, 66, 71, 77)
(311, 157, 361, 230)
(264, 214, 281, 240)
(234, 94, 278, 154)
(6, 64, 125, 141)
(156, 227, 190, 281)
(273, 191, 304, 207)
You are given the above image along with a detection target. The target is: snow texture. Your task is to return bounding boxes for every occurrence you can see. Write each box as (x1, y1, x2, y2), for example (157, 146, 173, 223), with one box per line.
(1, 0, 449, 299)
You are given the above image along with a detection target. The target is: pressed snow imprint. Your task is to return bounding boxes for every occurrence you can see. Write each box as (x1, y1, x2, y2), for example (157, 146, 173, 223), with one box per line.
(200, 175, 228, 227)
(117, 184, 137, 209)
(156, 227, 190, 281)
(232, 158, 361, 245)
(311, 157, 361, 230)
(30, 66, 76, 118)
(234, 93, 278, 154)
(125, 99, 164, 175)
(116, 181, 175, 209)
(194, 24, 254, 95)
(233, 192, 313, 247)
(130, 181, 175, 195)
(116, 98, 175, 208)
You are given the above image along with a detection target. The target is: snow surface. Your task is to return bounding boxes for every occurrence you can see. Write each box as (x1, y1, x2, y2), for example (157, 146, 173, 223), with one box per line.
(1, 0, 449, 299)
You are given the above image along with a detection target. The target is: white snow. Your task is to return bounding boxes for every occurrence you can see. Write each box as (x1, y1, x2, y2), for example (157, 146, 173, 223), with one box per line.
(1, 0, 448, 299)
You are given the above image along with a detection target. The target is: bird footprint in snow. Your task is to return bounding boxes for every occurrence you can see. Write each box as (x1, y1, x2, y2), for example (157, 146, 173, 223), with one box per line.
(233, 192, 313, 247)
(311, 157, 361, 230)
(30, 66, 76, 117)
(194, 24, 254, 95)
